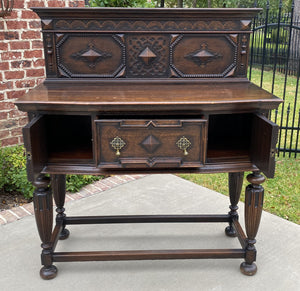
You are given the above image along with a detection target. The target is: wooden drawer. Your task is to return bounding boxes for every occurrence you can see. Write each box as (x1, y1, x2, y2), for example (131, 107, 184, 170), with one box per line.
(95, 119, 207, 169)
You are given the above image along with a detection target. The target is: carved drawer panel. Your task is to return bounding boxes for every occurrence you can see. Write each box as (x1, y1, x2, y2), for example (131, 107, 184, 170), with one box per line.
(95, 119, 207, 169)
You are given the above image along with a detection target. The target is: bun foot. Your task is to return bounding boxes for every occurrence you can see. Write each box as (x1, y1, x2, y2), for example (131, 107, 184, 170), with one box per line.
(40, 265, 58, 280)
(240, 262, 257, 276)
(59, 228, 70, 240)
(225, 225, 237, 237)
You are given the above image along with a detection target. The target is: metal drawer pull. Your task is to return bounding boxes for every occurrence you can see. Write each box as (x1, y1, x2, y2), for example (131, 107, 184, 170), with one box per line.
(176, 136, 191, 156)
(110, 136, 126, 156)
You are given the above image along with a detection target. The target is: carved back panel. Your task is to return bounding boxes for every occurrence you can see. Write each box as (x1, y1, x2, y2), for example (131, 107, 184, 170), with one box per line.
(34, 8, 260, 80)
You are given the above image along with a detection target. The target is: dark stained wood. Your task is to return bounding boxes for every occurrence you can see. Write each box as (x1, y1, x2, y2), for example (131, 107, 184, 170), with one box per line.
(33, 7, 262, 20)
(50, 220, 63, 251)
(22, 116, 47, 182)
(64, 214, 231, 225)
(52, 249, 245, 262)
(51, 174, 70, 240)
(15, 82, 282, 113)
(232, 219, 247, 249)
(95, 119, 207, 169)
(32, 175, 57, 280)
(15, 7, 282, 279)
(240, 172, 265, 276)
(251, 114, 279, 178)
(42, 161, 258, 175)
(225, 172, 244, 237)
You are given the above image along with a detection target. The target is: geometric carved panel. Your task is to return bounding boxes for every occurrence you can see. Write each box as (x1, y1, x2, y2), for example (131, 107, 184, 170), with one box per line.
(171, 34, 237, 78)
(126, 34, 169, 78)
(56, 34, 125, 78)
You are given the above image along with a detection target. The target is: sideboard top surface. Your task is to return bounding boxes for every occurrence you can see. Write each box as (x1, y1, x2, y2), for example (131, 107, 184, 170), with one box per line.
(16, 81, 282, 112)
(32, 7, 262, 19)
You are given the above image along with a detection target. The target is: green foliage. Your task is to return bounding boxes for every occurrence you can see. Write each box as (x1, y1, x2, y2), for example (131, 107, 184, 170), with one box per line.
(180, 158, 300, 224)
(0, 145, 102, 198)
(0, 145, 34, 199)
(66, 174, 102, 193)
(89, 0, 292, 14)
(89, 0, 157, 7)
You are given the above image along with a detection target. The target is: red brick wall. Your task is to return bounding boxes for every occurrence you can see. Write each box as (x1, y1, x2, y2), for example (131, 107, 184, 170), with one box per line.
(0, 0, 85, 147)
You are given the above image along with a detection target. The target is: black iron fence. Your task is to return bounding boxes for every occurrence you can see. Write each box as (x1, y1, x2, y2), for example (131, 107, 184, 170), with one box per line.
(249, 1, 300, 158)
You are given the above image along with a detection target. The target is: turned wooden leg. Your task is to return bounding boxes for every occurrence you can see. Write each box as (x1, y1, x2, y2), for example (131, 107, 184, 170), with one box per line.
(33, 175, 57, 280)
(225, 172, 244, 237)
(240, 171, 265, 276)
(51, 174, 70, 240)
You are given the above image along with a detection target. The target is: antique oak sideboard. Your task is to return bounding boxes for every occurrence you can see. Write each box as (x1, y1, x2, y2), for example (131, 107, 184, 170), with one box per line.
(15, 8, 282, 279)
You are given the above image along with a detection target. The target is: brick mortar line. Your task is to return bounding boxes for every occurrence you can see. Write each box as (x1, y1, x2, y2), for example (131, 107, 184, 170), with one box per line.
(8, 209, 21, 219)
(19, 205, 32, 215)
(0, 174, 147, 226)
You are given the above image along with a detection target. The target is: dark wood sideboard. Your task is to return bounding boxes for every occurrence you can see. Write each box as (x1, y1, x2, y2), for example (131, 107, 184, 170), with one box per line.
(15, 8, 282, 279)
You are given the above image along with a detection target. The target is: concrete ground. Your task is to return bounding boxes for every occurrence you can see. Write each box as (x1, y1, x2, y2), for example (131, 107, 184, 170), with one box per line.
(0, 174, 299, 291)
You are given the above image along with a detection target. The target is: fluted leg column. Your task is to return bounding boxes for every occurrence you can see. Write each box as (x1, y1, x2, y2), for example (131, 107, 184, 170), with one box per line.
(51, 174, 70, 240)
(33, 175, 57, 280)
(240, 171, 265, 276)
(225, 172, 244, 237)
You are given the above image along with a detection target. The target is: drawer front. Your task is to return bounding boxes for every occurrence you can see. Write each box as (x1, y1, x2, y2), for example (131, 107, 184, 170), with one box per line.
(95, 119, 207, 169)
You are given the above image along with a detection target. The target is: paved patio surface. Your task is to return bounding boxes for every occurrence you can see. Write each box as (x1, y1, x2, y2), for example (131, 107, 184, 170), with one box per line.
(1, 174, 299, 291)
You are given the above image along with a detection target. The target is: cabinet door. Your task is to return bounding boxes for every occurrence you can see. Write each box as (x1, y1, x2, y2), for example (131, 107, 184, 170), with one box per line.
(23, 115, 47, 181)
(251, 114, 279, 178)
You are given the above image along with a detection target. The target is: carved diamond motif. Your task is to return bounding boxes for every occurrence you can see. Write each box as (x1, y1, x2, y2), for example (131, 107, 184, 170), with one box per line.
(71, 43, 112, 68)
(185, 42, 222, 68)
(140, 135, 161, 153)
(81, 49, 102, 62)
(138, 47, 157, 65)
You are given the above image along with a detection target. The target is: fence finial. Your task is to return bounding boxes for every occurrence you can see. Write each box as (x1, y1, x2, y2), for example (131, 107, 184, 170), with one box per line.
(254, 1, 257, 8)
(279, 0, 283, 9)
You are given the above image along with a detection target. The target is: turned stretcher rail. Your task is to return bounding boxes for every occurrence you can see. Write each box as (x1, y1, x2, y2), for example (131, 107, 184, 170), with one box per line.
(52, 249, 245, 262)
(64, 214, 231, 225)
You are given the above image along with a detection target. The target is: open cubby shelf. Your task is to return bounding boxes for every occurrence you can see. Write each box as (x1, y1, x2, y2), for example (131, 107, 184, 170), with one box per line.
(45, 115, 93, 163)
(43, 113, 255, 166)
